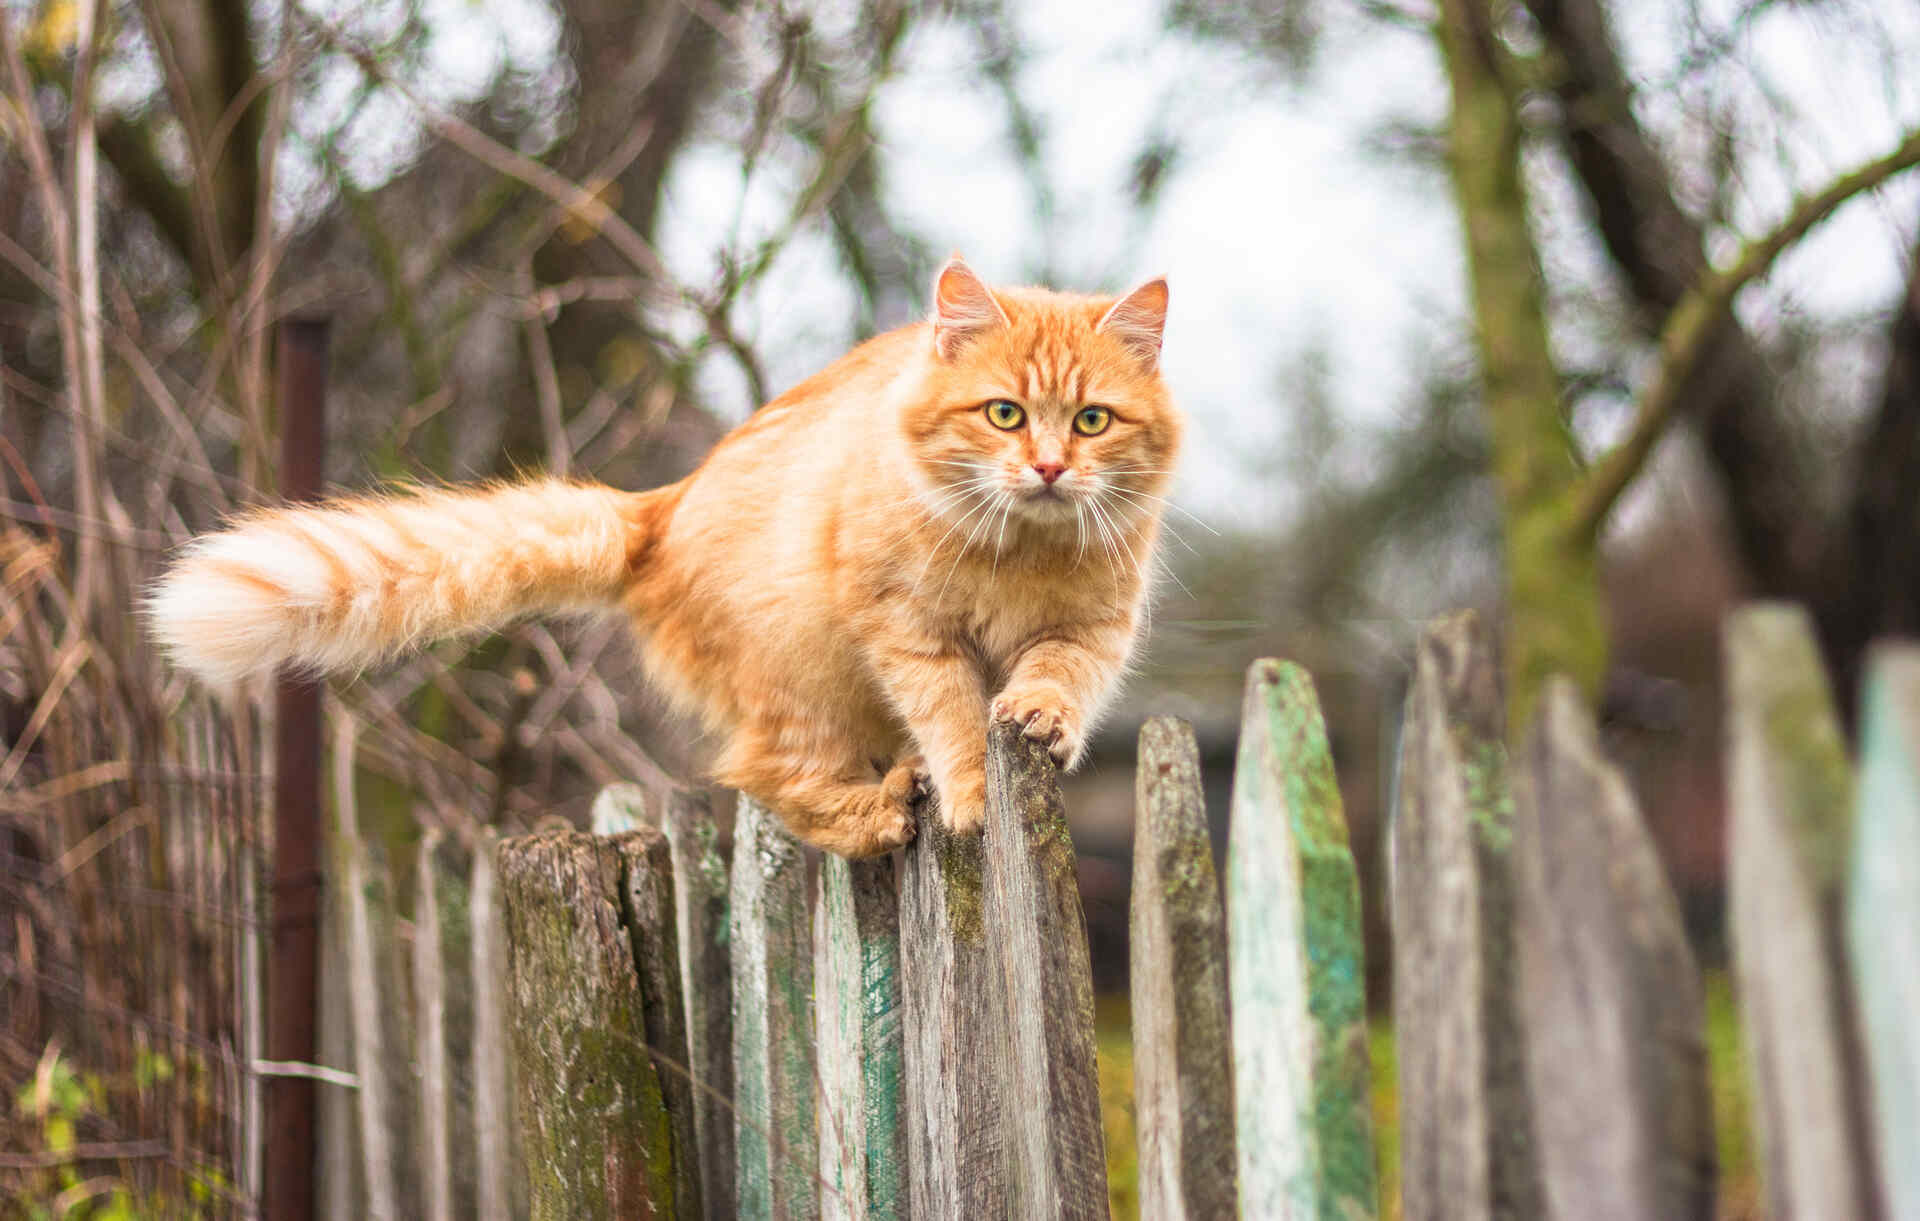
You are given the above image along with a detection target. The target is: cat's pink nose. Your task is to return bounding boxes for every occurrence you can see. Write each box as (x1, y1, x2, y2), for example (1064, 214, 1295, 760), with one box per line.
(1033, 461, 1066, 484)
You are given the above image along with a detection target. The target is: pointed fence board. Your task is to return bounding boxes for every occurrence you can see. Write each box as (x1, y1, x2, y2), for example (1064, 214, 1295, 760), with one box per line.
(663, 788, 736, 1221)
(1129, 716, 1236, 1220)
(1725, 605, 1881, 1220)
(412, 831, 453, 1221)
(814, 854, 908, 1221)
(618, 811, 706, 1216)
(1850, 645, 1920, 1216)
(1227, 659, 1377, 1221)
(497, 829, 693, 1220)
(983, 721, 1110, 1220)
(897, 794, 1008, 1216)
(1390, 612, 1538, 1221)
(730, 796, 819, 1221)
(1513, 680, 1714, 1221)
(468, 830, 516, 1221)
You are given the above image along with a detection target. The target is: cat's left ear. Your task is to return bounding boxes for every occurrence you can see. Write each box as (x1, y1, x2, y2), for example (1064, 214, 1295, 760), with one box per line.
(932, 256, 1009, 360)
(1098, 277, 1170, 369)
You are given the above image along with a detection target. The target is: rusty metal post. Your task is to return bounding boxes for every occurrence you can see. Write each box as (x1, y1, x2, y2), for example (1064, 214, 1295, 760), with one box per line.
(266, 317, 329, 1221)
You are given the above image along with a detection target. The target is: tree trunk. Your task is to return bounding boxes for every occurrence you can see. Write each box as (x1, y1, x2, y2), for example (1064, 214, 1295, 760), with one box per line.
(1436, 0, 1607, 731)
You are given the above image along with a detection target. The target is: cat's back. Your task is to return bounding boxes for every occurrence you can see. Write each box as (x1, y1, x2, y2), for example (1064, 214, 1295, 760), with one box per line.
(662, 323, 925, 556)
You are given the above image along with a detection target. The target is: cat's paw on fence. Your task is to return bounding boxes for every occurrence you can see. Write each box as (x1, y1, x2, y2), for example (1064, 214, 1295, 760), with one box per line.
(991, 687, 1084, 768)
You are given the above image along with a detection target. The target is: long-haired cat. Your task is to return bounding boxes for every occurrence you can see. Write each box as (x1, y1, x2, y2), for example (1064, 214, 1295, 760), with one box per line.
(150, 258, 1182, 856)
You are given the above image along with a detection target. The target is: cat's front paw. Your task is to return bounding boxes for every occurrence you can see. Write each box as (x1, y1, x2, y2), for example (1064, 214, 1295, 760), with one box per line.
(990, 686, 1084, 767)
(937, 771, 987, 836)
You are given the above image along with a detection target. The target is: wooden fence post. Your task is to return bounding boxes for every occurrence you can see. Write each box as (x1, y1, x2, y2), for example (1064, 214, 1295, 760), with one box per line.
(898, 795, 1008, 1216)
(1228, 659, 1377, 1221)
(498, 829, 697, 1219)
(1514, 679, 1714, 1221)
(412, 830, 453, 1221)
(730, 796, 819, 1221)
(1725, 604, 1882, 1219)
(1130, 716, 1236, 1219)
(1390, 611, 1538, 1221)
(468, 829, 516, 1221)
(1850, 644, 1920, 1215)
(814, 854, 908, 1220)
(983, 720, 1110, 1220)
(664, 788, 736, 1221)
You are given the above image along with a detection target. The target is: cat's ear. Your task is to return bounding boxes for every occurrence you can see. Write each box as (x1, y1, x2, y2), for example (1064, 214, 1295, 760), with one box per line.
(931, 256, 1008, 360)
(1098, 277, 1170, 369)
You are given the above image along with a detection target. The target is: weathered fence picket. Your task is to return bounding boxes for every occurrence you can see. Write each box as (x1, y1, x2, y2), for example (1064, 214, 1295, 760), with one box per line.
(663, 788, 736, 1221)
(897, 794, 1007, 1216)
(1514, 679, 1714, 1221)
(1129, 716, 1236, 1219)
(338, 812, 401, 1221)
(729, 797, 819, 1220)
(1724, 605, 1882, 1219)
(412, 830, 454, 1221)
(813, 854, 907, 1221)
(1227, 659, 1377, 1220)
(1390, 611, 1538, 1221)
(1850, 644, 1920, 1215)
(468, 830, 517, 1221)
(497, 830, 694, 1218)
(983, 722, 1111, 1220)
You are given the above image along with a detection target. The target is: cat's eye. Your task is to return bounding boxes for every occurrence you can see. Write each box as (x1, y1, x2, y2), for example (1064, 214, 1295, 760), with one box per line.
(984, 399, 1026, 430)
(1073, 406, 1112, 436)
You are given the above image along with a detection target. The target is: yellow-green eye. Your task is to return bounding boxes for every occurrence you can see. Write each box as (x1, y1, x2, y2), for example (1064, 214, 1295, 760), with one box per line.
(1073, 406, 1112, 436)
(985, 399, 1025, 430)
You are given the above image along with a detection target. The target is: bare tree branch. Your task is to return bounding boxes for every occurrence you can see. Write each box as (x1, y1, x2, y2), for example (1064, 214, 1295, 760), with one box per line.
(1573, 125, 1920, 538)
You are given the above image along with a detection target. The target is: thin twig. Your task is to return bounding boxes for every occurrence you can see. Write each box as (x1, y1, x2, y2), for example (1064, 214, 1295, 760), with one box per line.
(1573, 123, 1920, 538)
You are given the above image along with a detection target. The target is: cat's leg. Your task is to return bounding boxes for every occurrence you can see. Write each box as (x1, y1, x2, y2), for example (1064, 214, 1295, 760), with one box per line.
(715, 731, 923, 858)
(868, 643, 992, 834)
(992, 619, 1133, 769)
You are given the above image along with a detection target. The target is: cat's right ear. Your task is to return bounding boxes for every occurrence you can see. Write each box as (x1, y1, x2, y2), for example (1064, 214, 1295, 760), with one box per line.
(931, 256, 1008, 360)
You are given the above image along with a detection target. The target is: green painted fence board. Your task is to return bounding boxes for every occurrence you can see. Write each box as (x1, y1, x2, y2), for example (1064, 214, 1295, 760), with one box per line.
(1227, 659, 1377, 1220)
(730, 795, 819, 1221)
(1130, 716, 1236, 1220)
(814, 854, 907, 1221)
(1850, 645, 1920, 1216)
(983, 720, 1110, 1220)
(1513, 680, 1714, 1221)
(1726, 605, 1881, 1220)
(1390, 611, 1538, 1221)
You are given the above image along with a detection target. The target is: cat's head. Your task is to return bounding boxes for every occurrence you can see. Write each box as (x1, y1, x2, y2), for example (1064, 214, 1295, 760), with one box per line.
(900, 257, 1183, 536)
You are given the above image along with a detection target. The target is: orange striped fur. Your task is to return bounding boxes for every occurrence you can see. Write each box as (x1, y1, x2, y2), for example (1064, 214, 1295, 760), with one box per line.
(150, 259, 1183, 856)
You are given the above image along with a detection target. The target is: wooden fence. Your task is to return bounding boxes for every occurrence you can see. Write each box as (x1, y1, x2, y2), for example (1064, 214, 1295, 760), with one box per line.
(344, 600, 1920, 1219)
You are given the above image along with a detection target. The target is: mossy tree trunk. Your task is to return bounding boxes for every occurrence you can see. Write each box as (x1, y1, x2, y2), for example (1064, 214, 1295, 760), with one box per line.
(1435, 0, 1607, 734)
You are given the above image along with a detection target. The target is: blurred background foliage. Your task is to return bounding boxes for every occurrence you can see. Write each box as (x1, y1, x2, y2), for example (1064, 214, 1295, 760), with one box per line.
(3, 0, 1919, 1212)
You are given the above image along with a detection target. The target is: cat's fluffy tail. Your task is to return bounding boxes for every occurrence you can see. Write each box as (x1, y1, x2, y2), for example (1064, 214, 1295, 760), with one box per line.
(149, 479, 673, 686)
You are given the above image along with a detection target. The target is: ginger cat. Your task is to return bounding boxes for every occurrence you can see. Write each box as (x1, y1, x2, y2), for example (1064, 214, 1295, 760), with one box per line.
(150, 258, 1182, 856)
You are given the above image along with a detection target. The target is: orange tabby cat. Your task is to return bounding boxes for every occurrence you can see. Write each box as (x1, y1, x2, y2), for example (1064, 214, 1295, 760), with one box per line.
(150, 258, 1182, 856)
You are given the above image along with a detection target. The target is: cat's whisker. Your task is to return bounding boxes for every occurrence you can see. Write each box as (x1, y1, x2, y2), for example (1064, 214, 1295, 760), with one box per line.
(1073, 501, 1088, 569)
(1090, 496, 1142, 578)
(851, 476, 999, 526)
(936, 491, 1008, 604)
(989, 494, 1021, 580)
(907, 487, 999, 599)
(1100, 489, 1198, 555)
(1152, 552, 1195, 600)
(1100, 484, 1221, 536)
